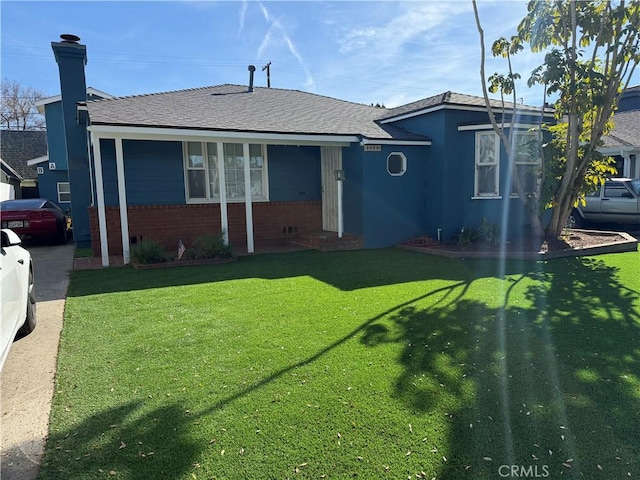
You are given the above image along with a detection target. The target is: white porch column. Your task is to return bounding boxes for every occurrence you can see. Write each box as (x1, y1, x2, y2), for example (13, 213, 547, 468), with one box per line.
(115, 138, 130, 264)
(91, 132, 109, 267)
(217, 141, 229, 245)
(242, 142, 254, 254)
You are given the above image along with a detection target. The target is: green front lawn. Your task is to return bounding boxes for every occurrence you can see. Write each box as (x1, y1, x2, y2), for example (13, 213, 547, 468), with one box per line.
(40, 249, 639, 479)
(73, 247, 93, 258)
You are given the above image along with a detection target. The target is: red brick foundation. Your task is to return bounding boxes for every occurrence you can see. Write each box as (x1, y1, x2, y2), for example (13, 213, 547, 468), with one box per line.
(89, 201, 322, 257)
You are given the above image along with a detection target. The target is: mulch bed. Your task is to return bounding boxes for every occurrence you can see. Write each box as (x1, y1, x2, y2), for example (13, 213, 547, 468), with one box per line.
(401, 229, 637, 259)
(131, 256, 236, 269)
(541, 231, 631, 252)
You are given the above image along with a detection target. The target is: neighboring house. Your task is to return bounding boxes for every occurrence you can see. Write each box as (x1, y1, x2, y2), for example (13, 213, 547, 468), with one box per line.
(0, 158, 22, 200)
(600, 85, 640, 179)
(0, 130, 46, 200)
(29, 87, 112, 233)
(48, 35, 554, 264)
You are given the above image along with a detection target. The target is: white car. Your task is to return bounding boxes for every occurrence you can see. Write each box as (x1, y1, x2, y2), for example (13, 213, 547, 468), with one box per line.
(1, 229, 36, 371)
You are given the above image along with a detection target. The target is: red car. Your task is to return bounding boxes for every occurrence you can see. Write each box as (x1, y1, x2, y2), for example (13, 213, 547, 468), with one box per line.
(0, 198, 71, 244)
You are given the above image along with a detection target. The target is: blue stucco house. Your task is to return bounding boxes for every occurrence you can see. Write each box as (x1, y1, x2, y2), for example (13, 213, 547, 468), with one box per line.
(31, 87, 112, 206)
(48, 35, 554, 266)
(30, 86, 112, 240)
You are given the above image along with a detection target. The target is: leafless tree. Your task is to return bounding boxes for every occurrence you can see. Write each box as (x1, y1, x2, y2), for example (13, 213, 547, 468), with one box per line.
(1, 78, 46, 130)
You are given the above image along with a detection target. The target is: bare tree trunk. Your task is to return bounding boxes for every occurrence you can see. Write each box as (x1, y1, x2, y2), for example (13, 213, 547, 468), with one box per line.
(473, 0, 545, 239)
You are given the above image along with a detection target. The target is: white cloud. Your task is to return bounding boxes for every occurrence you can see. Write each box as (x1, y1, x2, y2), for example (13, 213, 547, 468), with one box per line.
(338, 2, 472, 60)
(318, 1, 553, 108)
(256, 2, 315, 90)
(257, 23, 275, 59)
(238, 1, 248, 33)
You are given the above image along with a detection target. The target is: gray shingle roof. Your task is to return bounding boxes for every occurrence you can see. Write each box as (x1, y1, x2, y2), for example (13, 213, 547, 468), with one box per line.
(0, 130, 47, 180)
(376, 91, 550, 122)
(86, 84, 428, 141)
(602, 109, 640, 148)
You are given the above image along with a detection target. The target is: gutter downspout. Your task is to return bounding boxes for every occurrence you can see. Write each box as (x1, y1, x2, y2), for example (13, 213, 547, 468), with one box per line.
(86, 126, 95, 205)
(337, 172, 344, 238)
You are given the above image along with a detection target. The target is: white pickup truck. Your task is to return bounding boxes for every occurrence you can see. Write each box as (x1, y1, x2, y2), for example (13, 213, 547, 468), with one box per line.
(568, 178, 640, 228)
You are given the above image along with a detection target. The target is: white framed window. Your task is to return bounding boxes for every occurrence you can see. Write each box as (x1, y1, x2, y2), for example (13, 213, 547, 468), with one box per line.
(184, 142, 268, 202)
(186, 142, 206, 199)
(511, 131, 542, 197)
(57, 182, 71, 203)
(474, 132, 500, 197)
(387, 152, 407, 176)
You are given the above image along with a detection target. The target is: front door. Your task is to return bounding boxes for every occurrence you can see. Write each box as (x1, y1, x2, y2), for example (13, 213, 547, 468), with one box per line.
(321, 146, 342, 232)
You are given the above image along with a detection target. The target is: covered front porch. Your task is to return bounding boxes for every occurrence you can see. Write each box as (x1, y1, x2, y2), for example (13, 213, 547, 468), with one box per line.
(87, 125, 358, 266)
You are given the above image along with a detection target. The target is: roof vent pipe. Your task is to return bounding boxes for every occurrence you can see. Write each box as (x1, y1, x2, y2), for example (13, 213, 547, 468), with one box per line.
(248, 65, 256, 93)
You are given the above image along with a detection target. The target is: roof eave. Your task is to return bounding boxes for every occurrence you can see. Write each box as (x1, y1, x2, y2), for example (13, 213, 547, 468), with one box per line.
(379, 103, 554, 125)
(598, 145, 640, 154)
(87, 124, 361, 146)
(0, 158, 24, 179)
(26, 155, 50, 166)
(35, 87, 114, 113)
(360, 137, 431, 146)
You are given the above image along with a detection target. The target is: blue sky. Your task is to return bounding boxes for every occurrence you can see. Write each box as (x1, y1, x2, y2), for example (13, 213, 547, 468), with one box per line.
(2, 1, 638, 108)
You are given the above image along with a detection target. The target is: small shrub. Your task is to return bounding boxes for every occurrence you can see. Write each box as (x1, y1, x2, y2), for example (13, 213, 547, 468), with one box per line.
(479, 217, 501, 246)
(185, 232, 232, 260)
(457, 226, 481, 247)
(131, 240, 169, 264)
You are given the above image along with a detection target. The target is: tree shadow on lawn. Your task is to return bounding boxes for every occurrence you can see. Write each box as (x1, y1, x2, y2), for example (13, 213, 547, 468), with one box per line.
(68, 248, 561, 297)
(45, 254, 638, 478)
(38, 401, 203, 480)
(361, 256, 640, 479)
(39, 280, 476, 480)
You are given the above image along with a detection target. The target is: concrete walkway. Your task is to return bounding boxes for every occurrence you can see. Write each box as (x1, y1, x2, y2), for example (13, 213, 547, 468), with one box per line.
(0, 243, 74, 480)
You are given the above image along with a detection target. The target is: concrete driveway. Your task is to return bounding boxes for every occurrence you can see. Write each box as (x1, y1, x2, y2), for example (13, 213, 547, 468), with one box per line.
(1, 243, 74, 480)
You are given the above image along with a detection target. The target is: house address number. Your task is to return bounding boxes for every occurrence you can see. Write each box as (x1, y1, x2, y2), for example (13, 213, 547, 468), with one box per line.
(363, 145, 381, 152)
